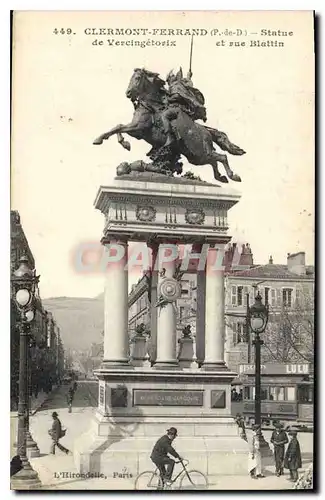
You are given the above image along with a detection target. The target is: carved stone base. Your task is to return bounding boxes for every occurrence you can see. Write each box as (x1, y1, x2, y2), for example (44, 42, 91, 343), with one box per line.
(10, 460, 42, 490)
(26, 430, 40, 458)
(74, 368, 249, 478)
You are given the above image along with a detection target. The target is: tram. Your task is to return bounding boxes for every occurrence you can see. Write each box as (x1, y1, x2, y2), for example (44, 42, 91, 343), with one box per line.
(231, 363, 314, 426)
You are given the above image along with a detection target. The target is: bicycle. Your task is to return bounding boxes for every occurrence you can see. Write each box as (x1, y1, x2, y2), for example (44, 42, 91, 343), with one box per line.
(134, 459, 208, 490)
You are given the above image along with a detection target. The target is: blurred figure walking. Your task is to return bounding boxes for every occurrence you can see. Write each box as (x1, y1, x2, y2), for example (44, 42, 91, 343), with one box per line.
(48, 412, 70, 455)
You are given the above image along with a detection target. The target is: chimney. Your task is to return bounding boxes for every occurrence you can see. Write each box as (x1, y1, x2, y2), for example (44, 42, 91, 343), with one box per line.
(287, 251, 306, 275)
(238, 243, 254, 268)
(269, 255, 273, 264)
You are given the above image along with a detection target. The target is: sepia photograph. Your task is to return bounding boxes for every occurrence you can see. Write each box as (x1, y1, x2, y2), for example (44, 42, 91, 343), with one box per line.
(9, 9, 315, 491)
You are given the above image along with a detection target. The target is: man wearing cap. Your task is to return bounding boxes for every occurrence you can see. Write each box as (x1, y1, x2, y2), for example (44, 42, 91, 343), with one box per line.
(48, 412, 70, 455)
(150, 427, 182, 485)
(284, 430, 302, 482)
(270, 422, 288, 476)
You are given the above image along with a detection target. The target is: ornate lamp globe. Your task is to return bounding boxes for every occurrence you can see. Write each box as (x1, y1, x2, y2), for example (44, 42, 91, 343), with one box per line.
(13, 255, 34, 279)
(12, 255, 39, 310)
(25, 309, 35, 323)
(249, 291, 268, 334)
(15, 288, 31, 307)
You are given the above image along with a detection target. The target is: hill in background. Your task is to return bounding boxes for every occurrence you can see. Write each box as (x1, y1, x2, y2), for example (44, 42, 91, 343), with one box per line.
(43, 295, 104, 351)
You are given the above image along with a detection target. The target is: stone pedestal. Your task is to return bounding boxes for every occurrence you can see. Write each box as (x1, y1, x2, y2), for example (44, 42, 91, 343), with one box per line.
(178, 337, 195, 369)
(74, 368, 249, 478)
(74, 173, 244, 479)
(130, 335, 147, 367)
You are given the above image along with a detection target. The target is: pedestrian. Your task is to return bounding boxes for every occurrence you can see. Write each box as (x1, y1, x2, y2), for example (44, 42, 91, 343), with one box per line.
(48, 411, 70, 455)
(235, 413, 247, 442)
(248, 424, 265, 479)
(270, 421, 288, 476)
(67, 387, 74, 413)
(284, 430, 302, 482)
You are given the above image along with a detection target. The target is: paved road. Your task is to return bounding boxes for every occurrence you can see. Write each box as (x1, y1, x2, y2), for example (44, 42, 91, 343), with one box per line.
(10, 383, 314, 491)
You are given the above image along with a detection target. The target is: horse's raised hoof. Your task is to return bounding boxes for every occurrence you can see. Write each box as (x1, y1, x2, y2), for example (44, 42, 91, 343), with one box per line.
(231, 174, 242, 182)
(123, 141, 131, 151)
(93, 137, 103, 145)
(218, 175, 229, 183)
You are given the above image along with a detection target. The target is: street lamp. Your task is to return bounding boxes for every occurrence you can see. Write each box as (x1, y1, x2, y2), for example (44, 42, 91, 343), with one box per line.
(249, 291, 270, 450)
(11, 256, 41, 490)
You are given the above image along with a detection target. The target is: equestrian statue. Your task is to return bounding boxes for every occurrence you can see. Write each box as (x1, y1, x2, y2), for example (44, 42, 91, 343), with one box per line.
(93, 40, 245, 183)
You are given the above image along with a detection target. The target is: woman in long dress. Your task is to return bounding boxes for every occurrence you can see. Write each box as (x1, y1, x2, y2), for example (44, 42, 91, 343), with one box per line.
(248, 425, 265, 479)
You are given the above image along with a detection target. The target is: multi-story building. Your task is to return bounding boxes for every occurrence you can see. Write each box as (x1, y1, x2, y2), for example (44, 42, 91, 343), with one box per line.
(10, 211, 65, 408)
(225, 251, 314, 374)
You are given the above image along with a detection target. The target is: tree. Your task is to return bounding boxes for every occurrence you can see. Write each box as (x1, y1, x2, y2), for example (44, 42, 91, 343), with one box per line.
(262, 290, 314, 364)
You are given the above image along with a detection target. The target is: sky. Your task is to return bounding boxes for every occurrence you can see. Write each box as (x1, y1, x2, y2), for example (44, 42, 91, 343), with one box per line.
(11, 10, 314, 299)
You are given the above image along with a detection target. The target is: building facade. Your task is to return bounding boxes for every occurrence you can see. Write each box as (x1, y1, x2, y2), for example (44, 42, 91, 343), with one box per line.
(10, 211, 65, 409)
(225, 251, 314, 374)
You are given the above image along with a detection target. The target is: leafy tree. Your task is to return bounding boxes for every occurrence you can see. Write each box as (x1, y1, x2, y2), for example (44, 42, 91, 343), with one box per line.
(262, 290, 314, 364)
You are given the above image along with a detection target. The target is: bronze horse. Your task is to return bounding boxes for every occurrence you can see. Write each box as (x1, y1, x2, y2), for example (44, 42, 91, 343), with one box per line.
(93, 68, 245, 183)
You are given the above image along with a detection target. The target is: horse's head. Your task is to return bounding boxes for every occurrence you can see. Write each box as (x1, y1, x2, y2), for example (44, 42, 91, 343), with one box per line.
(126, 68, 165, 102)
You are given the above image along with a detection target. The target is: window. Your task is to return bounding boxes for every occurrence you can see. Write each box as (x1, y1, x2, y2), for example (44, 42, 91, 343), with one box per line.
(179, 306, 184, 322)
(283, 288, 293, 308)
(269, 387, 285, 401)
(231, 286, 236, 306)
(237, 286, 243, 306)
(261, 387, 268, 400)
(243, 386, 250, 400)
(264, 287, 269, 306)
(298, 386, 313, 403)
(286, 387, 296, 401)
(233, 323, 245, 344)
(270, 289, 277, 307)
(181, 281, 190, 297)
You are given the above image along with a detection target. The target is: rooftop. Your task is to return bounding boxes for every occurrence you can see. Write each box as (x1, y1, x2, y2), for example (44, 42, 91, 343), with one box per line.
(229, 263, 314, 280)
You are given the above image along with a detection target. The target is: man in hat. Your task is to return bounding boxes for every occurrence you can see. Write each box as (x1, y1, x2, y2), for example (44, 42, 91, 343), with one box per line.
(284, 430, 302, 482)
(248, 424, 265, 479)
(150, 427, 182, 486)
(48, 412, 70, 455)
(270, 422, 288, 476)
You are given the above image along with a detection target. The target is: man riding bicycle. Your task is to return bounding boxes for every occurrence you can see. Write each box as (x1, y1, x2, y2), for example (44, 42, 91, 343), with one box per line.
(150, 427, 182, 485)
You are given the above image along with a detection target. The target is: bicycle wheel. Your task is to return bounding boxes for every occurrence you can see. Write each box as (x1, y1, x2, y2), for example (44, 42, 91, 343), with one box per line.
(134, 471, 161, 490)
(180, 470, 208, 490)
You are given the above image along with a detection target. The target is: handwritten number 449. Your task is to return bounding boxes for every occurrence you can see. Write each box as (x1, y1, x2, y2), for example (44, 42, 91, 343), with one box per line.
(53, 28, 74, 35)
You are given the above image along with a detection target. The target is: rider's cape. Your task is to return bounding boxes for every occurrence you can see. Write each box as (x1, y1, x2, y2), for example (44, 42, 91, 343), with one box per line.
(168, 79, 206, 121)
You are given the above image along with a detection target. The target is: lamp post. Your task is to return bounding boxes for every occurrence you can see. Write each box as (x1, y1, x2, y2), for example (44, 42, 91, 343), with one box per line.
(26, 335, 40, 458)
(11, 256, 41, 490)
(249, 291, 271, 451)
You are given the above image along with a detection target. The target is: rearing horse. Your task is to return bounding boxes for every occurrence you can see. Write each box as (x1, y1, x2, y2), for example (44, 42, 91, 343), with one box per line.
(93, 68, 245, 183)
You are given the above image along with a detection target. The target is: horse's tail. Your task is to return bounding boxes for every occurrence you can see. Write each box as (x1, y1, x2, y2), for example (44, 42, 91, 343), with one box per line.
(205, 126, 246, 156)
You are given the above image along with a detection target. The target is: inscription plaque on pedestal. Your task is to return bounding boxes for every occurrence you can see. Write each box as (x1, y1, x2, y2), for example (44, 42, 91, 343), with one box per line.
(133, 389, 204, 406)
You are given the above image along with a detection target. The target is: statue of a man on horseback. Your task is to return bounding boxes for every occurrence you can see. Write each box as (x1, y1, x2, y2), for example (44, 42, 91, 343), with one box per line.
(93, 40, 245, 183)
(161, 67, 207, 147)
